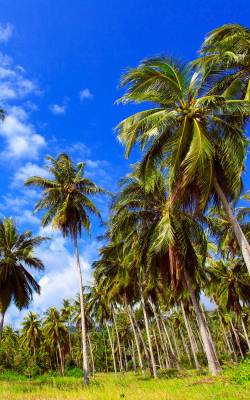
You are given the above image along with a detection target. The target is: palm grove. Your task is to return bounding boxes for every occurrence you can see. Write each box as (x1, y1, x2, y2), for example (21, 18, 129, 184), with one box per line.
(0, 24, 250, 383)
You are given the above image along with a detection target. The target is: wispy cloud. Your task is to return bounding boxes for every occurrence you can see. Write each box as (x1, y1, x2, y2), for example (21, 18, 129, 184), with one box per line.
(0, 23, 13, 43)
(79, 88, 93, 101)
(13, 162, 50, 186)
(49, 103, 67, 115)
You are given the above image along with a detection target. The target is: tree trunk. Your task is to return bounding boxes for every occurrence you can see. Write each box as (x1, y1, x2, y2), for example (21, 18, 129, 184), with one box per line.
(241, 318, 250, 351)
(129, 340, 137, 373)
(181, 301, 200, 370)
(148, 299, 170, 368)
(214, 177, 250, 275)
(126, 303, 144, 374)
(103, 336, 109, 372)
(161, 316, 181, 370)
(88, 334, 95, 377)
(74, 236, 89, 385)
(179, 327, 192, 365)
(58, 342, 64, 376)
(112, 308, 124, 372)
(230, 320, 244, 359)
(153, 328, 162, 369)
(0, 311, 5, 342)
(185, 272, 221, 375)
(106, 321, 117, 375)
(217, 311, 237, 363)
(140, 288, 157, 378)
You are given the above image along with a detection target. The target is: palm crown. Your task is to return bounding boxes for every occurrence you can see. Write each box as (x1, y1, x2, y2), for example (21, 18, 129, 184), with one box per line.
(117, 57, 249, 211)
(25, 153, 104, 239)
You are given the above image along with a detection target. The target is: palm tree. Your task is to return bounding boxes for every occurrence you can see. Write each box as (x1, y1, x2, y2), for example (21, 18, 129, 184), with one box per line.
(109, 165, 221, 374)
(116, 57, 250, 274)
(43, 307, 68, 375)
(25, 153, 104, 384)
(0, 218, 46, 341)
(21, 312, 42, 360)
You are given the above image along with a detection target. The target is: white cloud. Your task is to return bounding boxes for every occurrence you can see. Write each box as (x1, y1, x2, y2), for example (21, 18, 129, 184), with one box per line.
(13, 162, 50, 186)
(79, 88, 93, 101)
(0, 113, 46, 159)
(49, 103, 67, 115)
(0, 23, 13, 43)
(16, 209, 40, 225)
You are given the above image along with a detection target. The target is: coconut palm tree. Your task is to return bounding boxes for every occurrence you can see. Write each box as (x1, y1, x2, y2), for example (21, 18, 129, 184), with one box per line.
(0, 218, 46, 341)
(116, 57, 250, 275)
(25, 153, 104, 384)
(110, 165, 221, 374)
(43, 307, 68, 375)
(21, 312, 42, 360)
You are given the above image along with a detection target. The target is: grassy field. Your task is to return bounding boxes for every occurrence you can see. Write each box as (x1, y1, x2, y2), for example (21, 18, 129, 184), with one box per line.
(0, 369, 249, 400)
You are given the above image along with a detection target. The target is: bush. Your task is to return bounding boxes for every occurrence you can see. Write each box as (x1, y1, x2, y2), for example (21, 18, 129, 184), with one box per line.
(232, 358, 250, 385)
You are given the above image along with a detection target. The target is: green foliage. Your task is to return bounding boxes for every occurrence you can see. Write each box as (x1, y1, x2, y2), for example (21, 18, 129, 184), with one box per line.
(231, 358, 250, 385)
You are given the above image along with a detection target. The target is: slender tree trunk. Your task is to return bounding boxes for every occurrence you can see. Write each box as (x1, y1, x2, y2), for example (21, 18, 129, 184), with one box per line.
(181, 301, 200, 370)
(170, 322, 181, 361)
(103, 336, 109, 372)
(129, 340, 137, 373)
(230, 320, 244, 359)
(179, 327, 192, 365)
(200, 302, 219, 363)
(88, 335, 95, 377)
(58, 342, 64, 376)
(0, 311, 5, 342)
(153, 328, 162, 369)
(68, 321, 73, 359)
(214, 178, 250, 275)
(74, 236, 89, 385)
(148, 299, 170, 368)
(241, 318, 250, 351)
(185, 272, 221, 375)
(112, 308, 124, 372)
(218, 311, 237, 363)
(126, 303, 144, 374)
(140, 288, 157, 378)
(124, 346, 128, 371)
(106, 321, 117, 375)
(161, 316, 180, 369)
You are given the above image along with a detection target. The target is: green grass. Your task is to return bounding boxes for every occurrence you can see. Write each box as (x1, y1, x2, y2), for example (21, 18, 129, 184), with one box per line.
(0, 369, 249, 400)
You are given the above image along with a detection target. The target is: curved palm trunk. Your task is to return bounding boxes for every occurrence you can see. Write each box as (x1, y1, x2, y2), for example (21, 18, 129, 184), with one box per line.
(214, 178, 250, 275)
(112, 308, 124, 372)
(140, 288, 157, 378)
(185, 272, 221, 375)
(181, 301, 200, 370)
(106, 321, 117, 375)
(0, 311, 6, 343)
(126, 303, 144, 374)
(74, 236, 89, 384)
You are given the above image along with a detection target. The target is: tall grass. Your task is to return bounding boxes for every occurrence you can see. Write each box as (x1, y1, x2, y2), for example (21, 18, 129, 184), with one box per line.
(0, 367, 249, 400)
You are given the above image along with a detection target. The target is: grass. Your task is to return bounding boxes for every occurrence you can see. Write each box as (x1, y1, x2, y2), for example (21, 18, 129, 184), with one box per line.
(0, 368, 249, 400)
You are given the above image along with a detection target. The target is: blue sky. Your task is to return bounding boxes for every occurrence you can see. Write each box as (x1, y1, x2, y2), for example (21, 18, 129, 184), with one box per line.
(0, 0, 249, 325)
